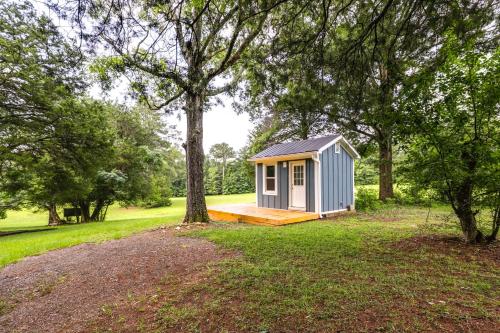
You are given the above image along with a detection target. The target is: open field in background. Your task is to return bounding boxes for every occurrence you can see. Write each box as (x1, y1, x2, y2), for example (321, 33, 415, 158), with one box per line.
(0, 193, 256, 231)
(0, 193, 255, 267)
(0, 185, 381, 232)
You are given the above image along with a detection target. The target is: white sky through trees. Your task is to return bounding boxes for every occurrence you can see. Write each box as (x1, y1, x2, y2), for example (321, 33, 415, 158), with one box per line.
(33, 0, 254, 151)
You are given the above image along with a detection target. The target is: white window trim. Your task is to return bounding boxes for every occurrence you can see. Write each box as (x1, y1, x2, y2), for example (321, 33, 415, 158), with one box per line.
(263, 162, 278, 196)
(335, 142, 341, 154)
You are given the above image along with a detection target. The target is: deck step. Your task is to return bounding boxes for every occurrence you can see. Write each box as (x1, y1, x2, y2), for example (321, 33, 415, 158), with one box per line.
(208, 204, 319, 226)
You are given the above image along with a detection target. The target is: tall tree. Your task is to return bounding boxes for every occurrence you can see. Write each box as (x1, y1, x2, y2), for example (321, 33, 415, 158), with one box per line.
(240, 51, 332, 142)
(209, 143, 235, 185)
(240, 0, 496, 201)
(401, 37, 499, 243)
(0, 98, 115, 225)
(327, 0, 496, 200)
(0, 1, 88, 225)
(55, 0, 290, 222)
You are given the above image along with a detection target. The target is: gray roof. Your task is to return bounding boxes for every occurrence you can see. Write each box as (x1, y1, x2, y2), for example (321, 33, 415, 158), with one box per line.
(251, 134, 341, 159)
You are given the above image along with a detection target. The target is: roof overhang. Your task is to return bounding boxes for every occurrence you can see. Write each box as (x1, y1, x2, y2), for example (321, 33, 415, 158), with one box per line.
(248, 135, 361, 163)
(318, 136, 361, 159)
(248, 151, 317, 163)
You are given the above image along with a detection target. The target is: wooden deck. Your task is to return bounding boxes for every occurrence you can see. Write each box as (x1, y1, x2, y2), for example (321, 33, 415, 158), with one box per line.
(208, 204, 320, 226)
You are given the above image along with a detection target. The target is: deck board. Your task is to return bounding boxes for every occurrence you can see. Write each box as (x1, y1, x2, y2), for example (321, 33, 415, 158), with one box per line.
(208, 204, 319, 226)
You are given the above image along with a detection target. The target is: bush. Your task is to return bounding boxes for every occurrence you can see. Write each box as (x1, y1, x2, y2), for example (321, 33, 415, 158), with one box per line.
(392, 185, 444, 206)
(355, 187, 381, 212)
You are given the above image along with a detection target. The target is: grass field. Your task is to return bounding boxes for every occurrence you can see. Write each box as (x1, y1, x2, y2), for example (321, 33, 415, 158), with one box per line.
(99, 206, 498, 332)
(1, 193, 498, 331)
(0, 193, 255, 267)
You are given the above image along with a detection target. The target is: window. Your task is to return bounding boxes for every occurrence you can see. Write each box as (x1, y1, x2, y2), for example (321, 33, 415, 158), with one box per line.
(335, 142, 341, 154)
(263, 164, 277, 195)
(293, 165, 304, 186)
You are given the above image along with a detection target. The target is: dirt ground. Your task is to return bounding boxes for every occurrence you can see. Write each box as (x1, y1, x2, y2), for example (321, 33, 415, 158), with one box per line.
(0, 227, 235, 333)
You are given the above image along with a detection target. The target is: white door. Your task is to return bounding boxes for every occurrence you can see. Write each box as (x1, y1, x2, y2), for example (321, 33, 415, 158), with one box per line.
(290, 161, 306, 209)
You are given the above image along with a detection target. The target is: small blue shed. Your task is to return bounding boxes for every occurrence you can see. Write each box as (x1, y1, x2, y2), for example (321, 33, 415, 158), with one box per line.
(249, 134, 360, 216)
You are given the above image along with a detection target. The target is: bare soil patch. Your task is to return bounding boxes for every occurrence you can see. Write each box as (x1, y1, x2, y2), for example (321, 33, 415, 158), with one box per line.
(0, 226, 235, 333)
(391, 234, 500, 264)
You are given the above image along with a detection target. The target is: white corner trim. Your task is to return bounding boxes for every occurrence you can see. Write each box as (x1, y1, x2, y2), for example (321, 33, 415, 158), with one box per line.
(255, 164, 258, 207)
(318, 136, 361, 159)
(262, 162, 278, 196)
(352, 159, 355, 209)
(312, 153, 321, 214)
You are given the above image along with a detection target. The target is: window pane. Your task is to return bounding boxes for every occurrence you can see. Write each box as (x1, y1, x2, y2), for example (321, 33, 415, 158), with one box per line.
(266, 178, 275, 191)
(266, 165, 275, 177)
(293, 165, 304, 186)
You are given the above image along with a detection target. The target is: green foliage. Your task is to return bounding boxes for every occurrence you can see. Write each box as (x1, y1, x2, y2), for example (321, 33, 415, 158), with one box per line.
(354, 154, 379, 186)
(209, 143, 235, 166)
(222, 159, 255, 195)
(204, 165, 223, 195)
(401, 34, 499, 241)
(204, 144, 254, 196)
(355, 187, 381, 212)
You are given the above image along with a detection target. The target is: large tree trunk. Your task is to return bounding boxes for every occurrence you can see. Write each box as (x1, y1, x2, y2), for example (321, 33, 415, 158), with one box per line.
(457, 210, 483, 243)
(183, 92, 209, 223)
(90, 199, 105, 221)
(487, 205, 499, 242)
(378, 139, 394, 200)
(454, 181, 484, 244)
(79, 200, 91, 223)
(48, 203, 63, 226)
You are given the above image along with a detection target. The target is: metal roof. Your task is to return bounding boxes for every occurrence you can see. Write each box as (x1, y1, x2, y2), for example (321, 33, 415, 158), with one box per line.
(251, 134, 341, 159)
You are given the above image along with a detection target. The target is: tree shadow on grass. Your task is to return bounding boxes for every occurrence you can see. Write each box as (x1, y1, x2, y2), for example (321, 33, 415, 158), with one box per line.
(0, 228, 55, 237)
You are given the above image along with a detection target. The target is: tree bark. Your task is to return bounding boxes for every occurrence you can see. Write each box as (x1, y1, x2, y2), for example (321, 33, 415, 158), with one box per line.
(90, 199, 105, 221)
(378, 139, 394, 200)
(486, 205, 499, 242)
(183, 92, 209, 223)
(454, 180, 484, 244)
(79, 200, 91, 223)
(48, 203, 63, 226)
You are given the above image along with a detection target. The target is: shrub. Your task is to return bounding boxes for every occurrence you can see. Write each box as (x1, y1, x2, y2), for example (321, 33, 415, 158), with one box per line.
(392, 185, 444, 206)
(355, 187, 381, 212)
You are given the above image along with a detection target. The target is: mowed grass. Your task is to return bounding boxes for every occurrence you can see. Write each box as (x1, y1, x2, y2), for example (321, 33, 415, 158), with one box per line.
(0, 193, 255, 268)
(106, 206, 499, 333)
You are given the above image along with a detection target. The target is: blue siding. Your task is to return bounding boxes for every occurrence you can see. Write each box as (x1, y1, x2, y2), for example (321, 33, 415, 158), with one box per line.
(320, 144, 354, 212)
(256, 162, 288, 210)
(257, 159, 315, 212)
(305, 159, 315, 212)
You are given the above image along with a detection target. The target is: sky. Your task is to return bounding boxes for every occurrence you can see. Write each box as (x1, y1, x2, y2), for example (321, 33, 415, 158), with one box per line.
(165, 100, 253, 151)
(35, 0, 255, 152)
(89, 81, 254, 152)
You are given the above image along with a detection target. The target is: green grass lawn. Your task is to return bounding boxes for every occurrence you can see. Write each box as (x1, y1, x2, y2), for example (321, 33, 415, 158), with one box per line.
(0, 193, 255, 268)
(105, 206, 498, 333)
(2, 192, 498, 332)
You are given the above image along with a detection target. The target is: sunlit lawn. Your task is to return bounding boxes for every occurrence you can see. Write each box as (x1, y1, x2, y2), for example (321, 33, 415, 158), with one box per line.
(2, 190, 498, 332)
(0, 193, 255, 268)
(106, 206, 498, 332)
